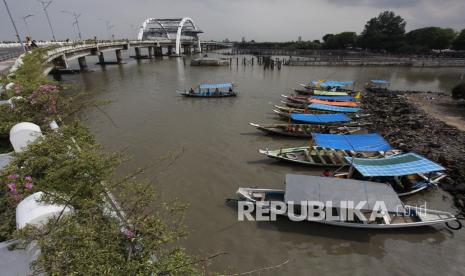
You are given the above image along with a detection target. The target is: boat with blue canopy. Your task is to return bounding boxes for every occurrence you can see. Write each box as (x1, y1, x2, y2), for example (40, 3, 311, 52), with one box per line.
(249, 122, 362, 138)
(311, 95, 355, 101)
(258, 145, 390, 167)
(290, 113, 352, 124)
(338, 153, 446, 196)
(274, 105, 361, 118)
(312, 133, 392, 152)
(178, 83, 238, 97)
(257, 132, 396, 167)
(365, 80, 390, 92)
(308, 103, 360, 113)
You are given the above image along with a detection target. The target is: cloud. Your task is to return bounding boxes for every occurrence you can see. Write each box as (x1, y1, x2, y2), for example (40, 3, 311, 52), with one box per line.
(1, 0, 464, 42)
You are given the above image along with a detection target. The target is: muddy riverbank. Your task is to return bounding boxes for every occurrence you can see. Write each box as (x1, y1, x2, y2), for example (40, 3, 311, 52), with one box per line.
(362, 91, 465, 212)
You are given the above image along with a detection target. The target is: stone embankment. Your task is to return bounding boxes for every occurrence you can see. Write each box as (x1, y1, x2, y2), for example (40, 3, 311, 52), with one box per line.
(362, 91, 465, 211)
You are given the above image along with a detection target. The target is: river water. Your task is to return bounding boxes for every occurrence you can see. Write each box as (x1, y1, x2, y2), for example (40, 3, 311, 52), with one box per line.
(64, 52, 465, 275)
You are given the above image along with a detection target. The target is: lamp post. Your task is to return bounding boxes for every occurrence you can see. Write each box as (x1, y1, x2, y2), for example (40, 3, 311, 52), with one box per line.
(62, 10, 82, 40)
(37, 0, 56, 41)
(2, 0, 25, 51)
(22, 14, 34, 38)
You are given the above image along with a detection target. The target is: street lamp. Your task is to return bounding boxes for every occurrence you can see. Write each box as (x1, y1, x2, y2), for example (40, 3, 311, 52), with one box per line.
(37, 0, 56, 41)
(2, 0, 25, 51)
(62, 10, 82, 40)
(22, 14, 34, 38)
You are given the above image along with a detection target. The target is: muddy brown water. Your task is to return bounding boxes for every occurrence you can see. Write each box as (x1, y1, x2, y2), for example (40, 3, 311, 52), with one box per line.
(62, 52, 465, 275)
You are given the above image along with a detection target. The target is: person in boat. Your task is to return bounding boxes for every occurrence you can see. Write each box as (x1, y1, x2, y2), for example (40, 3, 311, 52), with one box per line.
(228, 87, 233, 94)
(207, 89, 210, 96)
(215, 88, 219, 95)
(323, 169, 332, 177)
(189, 88, 195, 94)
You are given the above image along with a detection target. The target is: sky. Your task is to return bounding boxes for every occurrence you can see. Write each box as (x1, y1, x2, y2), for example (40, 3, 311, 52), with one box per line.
(1, 0, 465, 42)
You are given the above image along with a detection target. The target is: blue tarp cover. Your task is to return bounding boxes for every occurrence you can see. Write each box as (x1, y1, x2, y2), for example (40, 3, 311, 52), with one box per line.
(370, 80, 390, 84)
(290, 113, 352, 123)
(199, 83, 233, 89)
(311, 95, 355, 101)
(345, 153, 445, 176)
(311, 80, 354, 87)
(309, 103, 360, 113)
(312, 133, 392, 151)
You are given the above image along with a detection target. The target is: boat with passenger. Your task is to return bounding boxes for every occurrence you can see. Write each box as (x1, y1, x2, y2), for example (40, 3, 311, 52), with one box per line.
(178, 83, 237, 97)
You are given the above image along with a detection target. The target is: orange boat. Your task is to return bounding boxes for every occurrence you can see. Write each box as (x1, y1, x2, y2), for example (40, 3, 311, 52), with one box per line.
(309, 99, 359, 107)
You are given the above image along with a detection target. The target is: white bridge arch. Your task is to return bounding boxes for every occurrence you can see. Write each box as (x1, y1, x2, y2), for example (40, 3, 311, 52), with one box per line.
(137, 17, 202, 55)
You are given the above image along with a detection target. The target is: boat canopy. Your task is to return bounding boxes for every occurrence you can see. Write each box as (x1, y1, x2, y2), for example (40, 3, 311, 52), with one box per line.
(345, 153, 445, 177)
(284, 174, 405, 213)
(313, 90, 349, 96)
(199, 83, 233, 89)
(290, 113, 352, 123)
(309, 99, 359, 107)
(370, 80, 390, 84)
(312, 133, 392, 151)
(309, 103, 360, 113)
(311, 80, 354, 87)
(311, 95, 355, 101)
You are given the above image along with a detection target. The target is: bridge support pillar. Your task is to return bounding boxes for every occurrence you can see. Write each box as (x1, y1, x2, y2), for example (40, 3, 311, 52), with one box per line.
(98, 52, 105, 65)
(78, 56, 88, 71)
(167, 46, 173, 55)
(53, 54, 69, 69)
(155, 47, 163, 56)
(135, 47, 141, 59)
(115, 49, 123, 63)
(148, 47, 153, 58)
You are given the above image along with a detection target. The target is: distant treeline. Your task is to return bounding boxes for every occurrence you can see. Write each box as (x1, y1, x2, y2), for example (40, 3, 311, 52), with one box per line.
(235, 11, 465, 53)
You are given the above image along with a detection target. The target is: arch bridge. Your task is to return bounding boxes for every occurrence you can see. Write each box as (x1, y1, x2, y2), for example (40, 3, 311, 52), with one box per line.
(138, 17, 202, 55)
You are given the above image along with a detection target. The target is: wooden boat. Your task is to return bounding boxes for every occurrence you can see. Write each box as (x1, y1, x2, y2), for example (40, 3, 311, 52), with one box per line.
(282, 95, 359, 107)
(178, 83, 237, 98)
(281, 100, 307, 109)
(274, 105, 332, 115)
(249, 123, 362, 137)
(294, 88, 313, 95)
(337, 153, 447, 197)
(272, 109, 363, 121)
(236, 174, 459, 229)
(365, 80, 390, 93)
(258, 146, 391, 167)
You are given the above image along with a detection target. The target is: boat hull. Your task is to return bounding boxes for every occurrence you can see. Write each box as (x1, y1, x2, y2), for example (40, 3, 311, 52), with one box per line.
(258, 146, 388, 167)
(236, 188, 456, 229)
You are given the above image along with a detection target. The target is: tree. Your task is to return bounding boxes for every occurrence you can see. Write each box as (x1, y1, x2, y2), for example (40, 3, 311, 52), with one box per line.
(406, 27, 456, 51)
(453, 29, 465, 50)
(358, 11, 406, 52)
(322, 32, 357, 49)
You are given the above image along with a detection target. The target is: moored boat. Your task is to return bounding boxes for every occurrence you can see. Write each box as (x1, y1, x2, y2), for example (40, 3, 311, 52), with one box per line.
(339, 153, 447, 196)
(282, 95, 359, 107)
(258, 146, 388, 167)
(365, 80, 390, 93)
(236, 174, 459, 229)
(272, 110, 358, 123)
(249, 123, 362, 138)
(259, 133, 395, 166)
(178, 83, 238, 98)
